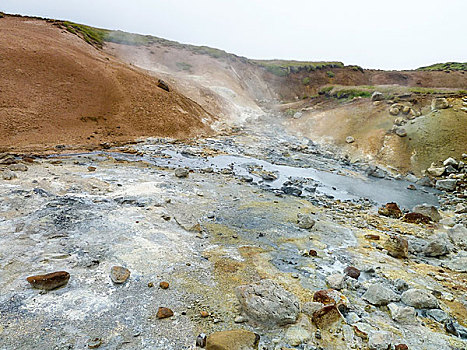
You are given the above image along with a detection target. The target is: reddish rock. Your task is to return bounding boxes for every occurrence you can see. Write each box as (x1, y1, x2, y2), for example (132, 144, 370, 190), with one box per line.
(402, 212, 431, 224)
(364, 234, 380, 240)
(312, 304, 343, 329)
(87, 166, 96, 172)
(309, 249, 318, 256)
(26, 271, 70, 290)
(200, 311, 209, 318)
(312, 289, 347, 306)
(159, 281, 169, 289)
(110, 266, 130, 284)
(344, 266, 361, 279)
(156, 307, 174, 319)
(378, 202, 403, 219)
(395, 345, 409, 350)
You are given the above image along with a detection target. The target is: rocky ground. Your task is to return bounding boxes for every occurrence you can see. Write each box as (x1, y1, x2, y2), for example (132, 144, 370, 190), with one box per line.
(1, 115, 466, 350)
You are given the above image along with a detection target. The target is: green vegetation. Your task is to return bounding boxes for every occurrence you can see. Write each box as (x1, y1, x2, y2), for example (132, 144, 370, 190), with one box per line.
(349, 65, 364, 73)
(253, 60, 344, 77)
(302, 77, 310, 85)
(285, 108, 298, 116)
(417, 62, 467, 71)
(176, 62, 193, 71)
(59, 21, 109, 48)
(318, 85, 372, 99)
(326, 71, 335, 78)
(0, 12, 5, 18)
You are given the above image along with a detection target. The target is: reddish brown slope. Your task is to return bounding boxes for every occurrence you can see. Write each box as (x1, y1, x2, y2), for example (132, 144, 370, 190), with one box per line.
(0, 16, 213, 152)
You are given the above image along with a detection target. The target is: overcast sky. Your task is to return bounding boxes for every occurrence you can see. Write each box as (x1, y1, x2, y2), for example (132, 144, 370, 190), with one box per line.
(2, 0, 466, 70)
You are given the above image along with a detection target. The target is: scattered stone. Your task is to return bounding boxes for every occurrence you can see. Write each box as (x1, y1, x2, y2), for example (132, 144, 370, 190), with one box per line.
(235, 279, 300, 327)
(9, 163, 28, 172)
(427, 163, 445, 177)
(367, 165, 386, 178)
(206, 329, 259, 350)
(443, 157, 458, 167)
(378, 202, 403, 219)
(447, 224, 467, 249)
(416, 176, 433, 187)
(442, 254, 467, 273)
(312, 289, 348, 307)
(344, 266, 360, 279)
(174, 168, 189, 178)
(285, 326, 311, 346)
(157, 79, 170, 92)
(412, 204, 441, 222)
(308, 249, 318, 256)
(0, 154, 16, 165)
(368, 331, 393, 350)
(455, 203, 467, 214)
(395, 127, 407, 137)
(371, 91, 384, 101)
(402, 212, 431, 224)
(200, 311, 209, 318)
(326, 273, 345, 290)
(401, 289, 438, 309)
(297, 213, 315, 229)
(2, 170, 17, 180)
(389, 107, 400, 116)
(87, 338, 102, 349)
(385, 235, 408, 258)
(394, 117, 405, 126)
(436, 179, 457, 191)
(26, 271, 70, 290)
(110, 266, 130, 284)
(234, 315, 247, 323)
(312, 304, 343, 329)
(362, 284, 400, 306)
(282, 186, 302, 196)
(260, 172, 277, 181)
(156, 307, 174, 319)
(346, 136, 355, 144)
(302, 302, 325, 317)
(426, 309, 449, 324)
(431, 97, 449, 110)
(388, 303, 417, 324)
(87, 166, 96, 172)
(196, 333, 207, 348)
(159, 281, 169, 289)
(148, 282, 154, 288)
(365, 234, 380, 240)
(424, 235, 450, 257)
(402, 106, 411, 114)
(407, 184, 416, 190)
(395, 344, 409, 350)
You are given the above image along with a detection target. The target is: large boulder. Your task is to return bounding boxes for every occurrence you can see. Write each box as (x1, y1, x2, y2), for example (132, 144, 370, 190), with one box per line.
(431, 98, 449, 110)
(362, 284, 400, 306)
(427, 163, 445, 177)
(401, 289, 438, 309)
(447, 224, 467, 249)
(378, 203, 403, 219)
(388, 303, 418, 324)
(436, 179, 457, 191)
(385, 235, 408, 258)
(442, 253, 467, 273)
(235, 279, 300, 327)
(371, 91, 384, 101)
(412, 204, 441, 222)
(206, 329, 260, 350)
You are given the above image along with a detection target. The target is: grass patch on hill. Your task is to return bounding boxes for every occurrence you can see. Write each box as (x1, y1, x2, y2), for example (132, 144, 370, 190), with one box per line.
(417, 62, 467, 71)
(319, 85, 373, 99)
(253, 60, 344, 77)
(59, 21, 109, 48)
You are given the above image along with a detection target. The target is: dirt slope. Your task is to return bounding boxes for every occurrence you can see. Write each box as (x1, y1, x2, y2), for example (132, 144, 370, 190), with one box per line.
(0, 16, 213, 152)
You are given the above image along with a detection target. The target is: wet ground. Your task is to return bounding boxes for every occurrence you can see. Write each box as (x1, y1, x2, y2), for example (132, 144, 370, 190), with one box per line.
(0, 117, 466, 350)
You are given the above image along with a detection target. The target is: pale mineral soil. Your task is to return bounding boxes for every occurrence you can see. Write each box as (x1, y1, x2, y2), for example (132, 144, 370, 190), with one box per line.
(1, 119, 466, 350)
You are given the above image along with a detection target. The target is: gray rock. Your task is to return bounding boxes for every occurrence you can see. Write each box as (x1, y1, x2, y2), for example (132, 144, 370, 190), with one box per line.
(297, 213, 315, 229)
(427, 164, 445, 177)
(326, 273, 345, 290)
(285, 326, 311, 346)
(9, 163, 28, 172)
(455, 203, 467, 214)
(431, 98, 449, 110)
(388, 303, 418, 324)
(445, 165, 458, 174)
(2, 170, 17, 180)
(346, 136, 355, 144)
(435, 179, 457, 191)
(424, 237, 450, 257)
(368, 331, 393, 350)
(442, 254, 467, 273)
(367, 165, 386, 178)
(174, 168, 189, 178)
(412, 204, 442, 222)
(416, 176, 433, 187)
(110, 266, 131, 284)
(395, 127, 407, 137)
(426, 309, 449, 324)
(371, 91, 384, 101)
(362, 284, 400, 306)
(235, 279, 300, 327)
(447, 224, 467, 249)
(401, 289, 438, 309)
(302, 301, 324, 317)
(443, 157, 458, 167)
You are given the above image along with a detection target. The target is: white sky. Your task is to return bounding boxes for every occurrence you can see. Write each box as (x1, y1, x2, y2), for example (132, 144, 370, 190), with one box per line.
(2, 0, 466, 70)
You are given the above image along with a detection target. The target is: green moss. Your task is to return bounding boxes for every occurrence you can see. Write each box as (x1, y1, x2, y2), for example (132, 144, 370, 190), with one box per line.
(326, 71, 335, 78)
(302, 77, 310, 85)
(285, 108, 298, 116)
(253, 60, 344, 77)
(417, 62, 467, 71)
(60, 21, 109, 48)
